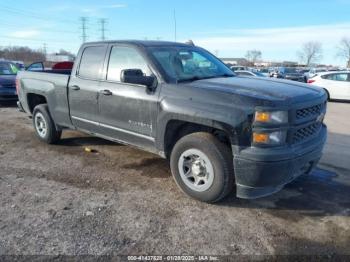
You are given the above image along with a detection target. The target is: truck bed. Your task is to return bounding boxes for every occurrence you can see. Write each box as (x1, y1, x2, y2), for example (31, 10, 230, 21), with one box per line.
(17, 70, 72, 128)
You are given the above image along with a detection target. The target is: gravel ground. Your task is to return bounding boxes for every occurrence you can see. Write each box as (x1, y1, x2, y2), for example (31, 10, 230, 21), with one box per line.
(0, 101, 349, 258)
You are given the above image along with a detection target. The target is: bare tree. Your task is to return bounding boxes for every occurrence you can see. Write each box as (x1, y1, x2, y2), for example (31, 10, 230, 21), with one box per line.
(245, 50, 262, 65)
(0, 46, 45, 64)
(297, 41, 322, 66)
(337, 37, 350, 67)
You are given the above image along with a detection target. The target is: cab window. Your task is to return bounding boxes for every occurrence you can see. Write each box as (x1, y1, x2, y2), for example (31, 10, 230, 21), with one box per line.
(78, 45, 106, 79)
(107, 46, 152, 82)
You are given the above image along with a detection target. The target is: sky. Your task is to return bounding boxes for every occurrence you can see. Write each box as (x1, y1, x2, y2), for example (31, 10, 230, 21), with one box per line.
(0, 0, 350, 66)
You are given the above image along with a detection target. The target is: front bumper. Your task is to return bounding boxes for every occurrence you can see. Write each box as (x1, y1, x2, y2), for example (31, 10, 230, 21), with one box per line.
(0, 89, 17, 101)
(233, 125, 327, 199)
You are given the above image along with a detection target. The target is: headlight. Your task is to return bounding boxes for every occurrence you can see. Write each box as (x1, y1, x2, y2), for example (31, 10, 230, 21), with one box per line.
(254, 111, 288, 124)
(253, 131, 287, 146)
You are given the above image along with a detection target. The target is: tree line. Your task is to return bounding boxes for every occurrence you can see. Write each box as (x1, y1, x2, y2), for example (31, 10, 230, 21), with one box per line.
(0, 46, 75, 65)
(244, 37, 350, 67)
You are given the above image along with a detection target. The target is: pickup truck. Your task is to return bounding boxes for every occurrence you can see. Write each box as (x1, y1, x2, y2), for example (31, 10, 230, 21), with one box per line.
(17, 40, 327, 203)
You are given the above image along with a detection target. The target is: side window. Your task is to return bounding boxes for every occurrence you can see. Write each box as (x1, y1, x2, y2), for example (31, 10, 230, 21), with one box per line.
(27, 62, 44, 72)
(107, 46, 151, 82)
(333, 73, 348, 82)
(321, 74, 333, 80)
(78, 46, 106, 79)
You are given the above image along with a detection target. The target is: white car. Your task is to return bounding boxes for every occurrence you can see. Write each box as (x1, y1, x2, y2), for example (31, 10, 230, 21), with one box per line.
(308, 71, 350, 101)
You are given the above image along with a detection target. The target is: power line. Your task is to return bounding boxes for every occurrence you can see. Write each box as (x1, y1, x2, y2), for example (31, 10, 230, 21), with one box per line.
(80, 17, 88, 43)
(99, 18, 108, 41)
(0, 4, 76, 24)
(173, 9, 177, 42)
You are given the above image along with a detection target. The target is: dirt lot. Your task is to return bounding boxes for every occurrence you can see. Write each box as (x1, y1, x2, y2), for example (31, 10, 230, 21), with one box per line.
(0, 101, 349, 257)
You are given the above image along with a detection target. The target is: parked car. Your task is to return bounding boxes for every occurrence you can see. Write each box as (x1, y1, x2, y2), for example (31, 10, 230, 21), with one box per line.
(308, 71, 350, 101)
(257, 68, 272, 77)
(272, 67, 306, 82)
(17, 40, 327, 203)
(306, 68, 339, 80)
(230, 65, 247, 72)
(0, 61, 19, 101)
(235, 70, 266, 77)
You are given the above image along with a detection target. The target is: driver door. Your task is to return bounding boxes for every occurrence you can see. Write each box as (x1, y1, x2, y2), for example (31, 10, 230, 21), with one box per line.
(98, 44, 159, 148)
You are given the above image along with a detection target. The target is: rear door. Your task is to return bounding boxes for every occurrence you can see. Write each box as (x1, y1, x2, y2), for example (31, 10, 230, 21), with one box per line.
(322, 73, 350, 100)
(97, 44, 159, 148)
(68, 45, 107, 133)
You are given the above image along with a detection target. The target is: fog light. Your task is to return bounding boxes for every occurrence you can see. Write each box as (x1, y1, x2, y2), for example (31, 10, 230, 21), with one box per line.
(253, 133, 269, 143)
(253, 131, 287, 146)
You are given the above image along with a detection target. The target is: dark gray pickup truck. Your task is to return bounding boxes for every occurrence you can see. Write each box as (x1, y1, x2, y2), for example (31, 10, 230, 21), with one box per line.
(17, 40, 327, 202)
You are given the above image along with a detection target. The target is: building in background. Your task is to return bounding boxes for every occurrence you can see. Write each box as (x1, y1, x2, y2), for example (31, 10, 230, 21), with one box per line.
(46, 53, 75, 62)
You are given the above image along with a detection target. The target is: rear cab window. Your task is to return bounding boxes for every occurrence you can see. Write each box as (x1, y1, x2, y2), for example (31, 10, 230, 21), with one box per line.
(78, 45, 107, 79)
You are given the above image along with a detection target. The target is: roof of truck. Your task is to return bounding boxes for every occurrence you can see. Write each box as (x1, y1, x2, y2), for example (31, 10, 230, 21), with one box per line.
(83, 40, 191, 48)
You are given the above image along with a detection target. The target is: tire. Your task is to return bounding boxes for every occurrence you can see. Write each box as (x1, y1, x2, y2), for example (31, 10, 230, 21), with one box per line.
(170, 132, 234, 203)
(33, 104, 61, 144)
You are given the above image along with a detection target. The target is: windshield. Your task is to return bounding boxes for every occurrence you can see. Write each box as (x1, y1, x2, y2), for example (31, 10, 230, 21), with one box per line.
(0, 62, 19, 75)
(149, 47, 234, 82)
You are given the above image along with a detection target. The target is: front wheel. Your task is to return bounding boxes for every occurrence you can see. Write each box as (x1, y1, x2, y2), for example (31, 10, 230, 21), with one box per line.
(170, 132, 234, 203)
(33, 104, 61, 144)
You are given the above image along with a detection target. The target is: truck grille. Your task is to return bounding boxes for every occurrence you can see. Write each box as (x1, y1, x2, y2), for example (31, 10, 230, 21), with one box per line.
(296, 103, 323, 120)
(292, 122, 322, 144)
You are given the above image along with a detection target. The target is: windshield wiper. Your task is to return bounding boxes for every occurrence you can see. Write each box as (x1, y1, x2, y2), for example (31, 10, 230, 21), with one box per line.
(213, 73, 235, 78)
(177, 74, 234, 83)
(177, 76, 202, 83)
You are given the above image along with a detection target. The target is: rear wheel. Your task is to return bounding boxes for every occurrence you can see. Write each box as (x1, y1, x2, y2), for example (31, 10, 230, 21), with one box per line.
(170, 132, 234, 203)
(33, 104, 61, 144)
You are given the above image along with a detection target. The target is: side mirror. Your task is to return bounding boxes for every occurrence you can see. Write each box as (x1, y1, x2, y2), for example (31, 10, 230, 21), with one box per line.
(120, 69, 157, 91)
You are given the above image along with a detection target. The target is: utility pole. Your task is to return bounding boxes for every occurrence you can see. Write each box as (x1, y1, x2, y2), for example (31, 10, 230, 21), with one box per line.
(42, 43, 47, 61)
(99, 18, 108, 41)
(173, 9, 177, 42)
(43, 43, 47, 55)
(80, 17, 88, 43)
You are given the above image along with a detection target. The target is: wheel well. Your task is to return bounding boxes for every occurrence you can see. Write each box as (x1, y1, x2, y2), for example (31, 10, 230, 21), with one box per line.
(164, 120, 232, 159)
(323, 88, 330, 101)
(27, 93, 47, 113)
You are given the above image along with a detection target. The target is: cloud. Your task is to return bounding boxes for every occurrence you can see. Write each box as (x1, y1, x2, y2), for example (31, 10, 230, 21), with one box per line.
(189, 23, 350, 65)
(81, 3, 126, 14)
(9, 30, 40, 38)
(193, 23, 350, 52)
(104, 4, 127, 8)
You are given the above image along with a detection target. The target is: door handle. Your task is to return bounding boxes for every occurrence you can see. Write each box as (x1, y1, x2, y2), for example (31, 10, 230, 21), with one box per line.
(71, 85, 80, 91)
(100, 89, 113, 96)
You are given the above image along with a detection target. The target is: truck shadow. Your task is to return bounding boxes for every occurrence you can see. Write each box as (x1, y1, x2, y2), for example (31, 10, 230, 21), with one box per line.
(57, 136, 118, 147)
(221, 167, 350, 218)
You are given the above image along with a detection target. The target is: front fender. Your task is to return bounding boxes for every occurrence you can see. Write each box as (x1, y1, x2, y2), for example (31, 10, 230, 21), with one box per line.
(156, 97, 251, 153)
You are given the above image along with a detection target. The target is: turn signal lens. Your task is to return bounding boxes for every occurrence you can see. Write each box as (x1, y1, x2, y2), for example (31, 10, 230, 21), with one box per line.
(253, 133, 269, 143)
(252, 131, 287, 146)
(254, 111, 288, 124)
(255, 112, 270, 122)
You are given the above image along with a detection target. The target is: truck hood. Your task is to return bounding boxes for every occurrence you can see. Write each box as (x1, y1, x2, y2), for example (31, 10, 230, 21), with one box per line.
(186, 76, 323, 103)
